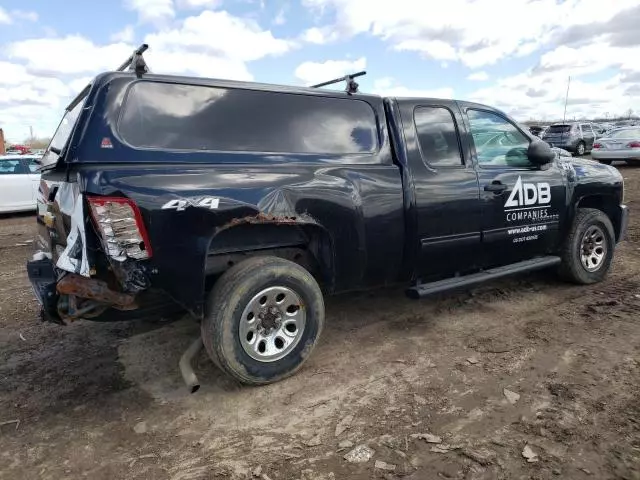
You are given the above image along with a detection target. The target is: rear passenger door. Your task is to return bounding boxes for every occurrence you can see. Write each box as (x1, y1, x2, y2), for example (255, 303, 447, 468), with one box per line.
(397, 100, 482, 280)
(462, 107, 566, 266)
(580, 123, 595, 150)
(0, 158, 31, 211)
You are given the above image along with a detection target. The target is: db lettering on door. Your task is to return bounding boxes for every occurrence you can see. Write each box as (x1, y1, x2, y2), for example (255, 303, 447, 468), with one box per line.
(505, 176, 551, 208)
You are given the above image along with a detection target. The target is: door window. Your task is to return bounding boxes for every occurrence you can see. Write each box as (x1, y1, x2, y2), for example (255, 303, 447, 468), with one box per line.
(580, 124, 593, 136)
(414, 106, 463, 167)
(22, 158, 40, 173)
(0, 159, 24, 175)
(468, 109, 531, 168)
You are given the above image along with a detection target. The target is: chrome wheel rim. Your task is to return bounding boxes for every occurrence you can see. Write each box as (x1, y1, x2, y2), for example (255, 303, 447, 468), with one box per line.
(239, 286, 306, 362)
(577, 143, 585, 155)
(580, 225, 607, 272)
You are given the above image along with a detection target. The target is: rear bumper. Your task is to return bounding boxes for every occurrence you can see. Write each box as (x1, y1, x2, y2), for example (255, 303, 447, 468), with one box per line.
(26, 257, 185, 324)
(592, 150, 640, 161)
(26, 257, 60, 323)
(617, 204, 629, 243)
(544, 139, 577, 151)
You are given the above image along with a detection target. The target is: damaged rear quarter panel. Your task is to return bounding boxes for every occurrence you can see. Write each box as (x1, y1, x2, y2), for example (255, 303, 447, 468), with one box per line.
(74, 162, 405, 318)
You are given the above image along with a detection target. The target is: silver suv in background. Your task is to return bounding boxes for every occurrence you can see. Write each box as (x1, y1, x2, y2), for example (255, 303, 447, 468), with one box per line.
(541, 122, 596, 155)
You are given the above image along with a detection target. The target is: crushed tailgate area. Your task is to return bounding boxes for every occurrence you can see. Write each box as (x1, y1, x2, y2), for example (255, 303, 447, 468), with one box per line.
(1, 163, 639, 480)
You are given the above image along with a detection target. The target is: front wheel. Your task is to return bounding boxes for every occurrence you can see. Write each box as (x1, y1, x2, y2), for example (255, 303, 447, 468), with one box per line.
(202, 256, 325, 385)
(559, 208, 615, 284)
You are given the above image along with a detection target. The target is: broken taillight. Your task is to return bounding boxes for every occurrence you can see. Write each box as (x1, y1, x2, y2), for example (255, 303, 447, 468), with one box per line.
(87, 196, 152, 260)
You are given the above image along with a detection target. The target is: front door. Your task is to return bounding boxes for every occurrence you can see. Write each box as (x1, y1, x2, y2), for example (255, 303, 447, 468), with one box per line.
(396, 99, 482, 281)
(462, 107, 567, 266)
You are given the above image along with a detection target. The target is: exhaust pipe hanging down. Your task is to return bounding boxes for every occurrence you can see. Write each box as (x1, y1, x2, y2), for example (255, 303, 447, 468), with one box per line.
(180, 337, 203, 394)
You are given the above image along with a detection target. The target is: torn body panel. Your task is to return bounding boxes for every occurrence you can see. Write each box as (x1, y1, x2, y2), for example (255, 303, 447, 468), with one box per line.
(69, 161, 405, 318)
(55, 183, 90, 277)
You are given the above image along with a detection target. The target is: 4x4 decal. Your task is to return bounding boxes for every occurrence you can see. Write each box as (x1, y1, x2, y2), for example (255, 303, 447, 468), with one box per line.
(161, 197, 220, 212)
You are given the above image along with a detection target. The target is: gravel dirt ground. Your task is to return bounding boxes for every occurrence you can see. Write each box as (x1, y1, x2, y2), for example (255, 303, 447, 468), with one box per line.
(0, 161, 639, 480)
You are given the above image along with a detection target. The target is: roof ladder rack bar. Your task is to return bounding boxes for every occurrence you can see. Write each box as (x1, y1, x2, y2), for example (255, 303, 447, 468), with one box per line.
(310, 71, 366, 94)
(65, 44, 150, 113)
(117, 43, 149, 77)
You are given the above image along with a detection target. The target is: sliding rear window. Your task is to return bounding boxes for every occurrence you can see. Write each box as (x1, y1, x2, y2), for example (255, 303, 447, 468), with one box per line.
(118, 82, 378, 155)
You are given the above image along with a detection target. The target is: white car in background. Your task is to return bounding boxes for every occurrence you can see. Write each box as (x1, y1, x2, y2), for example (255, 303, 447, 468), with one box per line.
(0, 155, 41, 213)
(592, 127, 640, 166)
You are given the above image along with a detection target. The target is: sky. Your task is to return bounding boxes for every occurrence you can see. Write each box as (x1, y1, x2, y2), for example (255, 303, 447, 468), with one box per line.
(0, 0, 639, 142)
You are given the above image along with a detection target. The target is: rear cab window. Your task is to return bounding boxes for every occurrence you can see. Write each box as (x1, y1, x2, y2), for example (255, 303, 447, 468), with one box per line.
(117, 82, 379, 155)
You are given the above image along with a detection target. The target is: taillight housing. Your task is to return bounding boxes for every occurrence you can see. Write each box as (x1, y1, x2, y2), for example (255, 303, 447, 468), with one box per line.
(593, 142, 602, 149)
(87, 196, 152, 260)
(627, 141, 640, 148)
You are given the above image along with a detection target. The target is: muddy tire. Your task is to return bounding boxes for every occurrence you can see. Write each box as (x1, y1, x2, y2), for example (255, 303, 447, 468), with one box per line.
(559, 208, 615, 284)
(202, 256, 324, 385)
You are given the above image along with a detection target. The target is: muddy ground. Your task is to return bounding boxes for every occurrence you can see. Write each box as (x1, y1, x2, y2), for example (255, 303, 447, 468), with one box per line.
(1, 163, 639, 480)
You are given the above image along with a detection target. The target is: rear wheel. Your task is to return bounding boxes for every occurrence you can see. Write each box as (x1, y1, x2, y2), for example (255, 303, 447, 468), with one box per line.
(559, 208, 615, 284)
(576, 141, 586, 156)
(598, 159, 612, 165)
(625, 159, 640, 166)
(202, 256, 324, 385)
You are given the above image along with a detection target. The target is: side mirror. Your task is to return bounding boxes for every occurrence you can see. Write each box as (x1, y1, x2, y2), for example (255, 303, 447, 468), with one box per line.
(527, 140, 555, 165)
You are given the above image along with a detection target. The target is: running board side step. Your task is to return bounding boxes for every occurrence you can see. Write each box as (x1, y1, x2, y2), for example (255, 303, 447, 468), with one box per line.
(406, 256, 561, 300)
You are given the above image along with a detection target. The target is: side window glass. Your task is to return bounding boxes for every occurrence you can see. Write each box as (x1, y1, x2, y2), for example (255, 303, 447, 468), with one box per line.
(24, 159, 39, 173)
(467, 109, 531, 167)
(414, 106, 463, 167)
(0, 160, 22, 175)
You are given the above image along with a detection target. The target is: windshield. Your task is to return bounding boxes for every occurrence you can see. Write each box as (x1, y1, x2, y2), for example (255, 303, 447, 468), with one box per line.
(545, 125, 571, 134)
(40, 97, 86, 169)
(609, 128, 640, 139)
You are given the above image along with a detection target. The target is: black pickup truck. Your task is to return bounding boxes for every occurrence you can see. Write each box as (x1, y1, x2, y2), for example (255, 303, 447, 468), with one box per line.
(27, 46, 628, 389)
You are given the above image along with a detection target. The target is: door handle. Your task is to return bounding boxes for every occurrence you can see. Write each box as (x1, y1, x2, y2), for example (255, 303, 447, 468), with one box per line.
(484, 182, 507, 193)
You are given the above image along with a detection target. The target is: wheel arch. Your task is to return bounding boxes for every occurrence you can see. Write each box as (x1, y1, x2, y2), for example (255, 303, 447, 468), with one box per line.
(575, 194, 623, 242)
(205, 218, 336, 290)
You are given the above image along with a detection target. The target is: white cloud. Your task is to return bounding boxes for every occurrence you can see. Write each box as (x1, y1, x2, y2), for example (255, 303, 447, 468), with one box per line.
(301, 0, 639, 68)
(145, 10, 294, 64)
(111, 25, 135, 43)
(468, 70, 638, 121)
(0, 7, 10, 24)
(295, 57, 366, 85)
(8, 36, 134, 76)
(372, 77, 454, 99)
(124, 0, 174, 25)
(300, 26, 338, 44)
(467, 71, 489, 81)
(177, 0, 222, 8)
(12, 10, 38, 22)
(0, 8, 295, 140)
(0, 7, 38, 23)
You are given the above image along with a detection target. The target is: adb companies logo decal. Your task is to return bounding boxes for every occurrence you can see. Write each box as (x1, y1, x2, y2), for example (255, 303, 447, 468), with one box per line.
(504, 176, 557, 223)
(505, 176, 551, 208)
